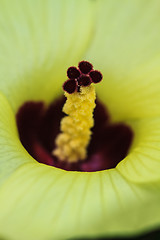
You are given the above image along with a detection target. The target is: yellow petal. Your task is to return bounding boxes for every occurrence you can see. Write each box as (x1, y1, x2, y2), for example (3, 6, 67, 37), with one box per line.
(86, 0, 160, 120)
(0, 1, 160, 239)
(0, 92, 160, 240)
(118, 117, 160, 183)
(0, 0, 96, 112)
(0, 93, 35, 186)
(0, 164, 160, 240)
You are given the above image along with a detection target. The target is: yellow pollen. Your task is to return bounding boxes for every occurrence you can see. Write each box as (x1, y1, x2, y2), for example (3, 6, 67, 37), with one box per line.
(53, 85, 96, 163)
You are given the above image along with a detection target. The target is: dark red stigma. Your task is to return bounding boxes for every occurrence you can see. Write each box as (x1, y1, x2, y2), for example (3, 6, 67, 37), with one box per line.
(63, 61, 103, 94)
(63, 79, 78, 94)
(78, 61, 93, 74)
(90, 70, 103, 83)
(78, 75, 91, 87)
(67, 67, 80, 79)
(16, 97, 133, 172)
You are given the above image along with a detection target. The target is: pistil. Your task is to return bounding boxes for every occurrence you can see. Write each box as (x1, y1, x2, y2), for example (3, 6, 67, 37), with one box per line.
(53, 61, 102, 163)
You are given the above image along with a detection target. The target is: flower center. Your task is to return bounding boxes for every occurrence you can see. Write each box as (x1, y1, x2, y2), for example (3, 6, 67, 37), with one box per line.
(16, 61, 133, 172)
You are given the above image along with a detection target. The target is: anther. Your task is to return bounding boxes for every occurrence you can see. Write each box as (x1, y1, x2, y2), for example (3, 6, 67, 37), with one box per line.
(89, 70, 103, 83)
(67, 67, 80, 79)
(78, 61, 93, 74)
(63, 79, 77, 94)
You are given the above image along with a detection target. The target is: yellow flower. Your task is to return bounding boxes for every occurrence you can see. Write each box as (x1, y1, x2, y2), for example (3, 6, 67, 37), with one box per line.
(0, 0, 160, 240)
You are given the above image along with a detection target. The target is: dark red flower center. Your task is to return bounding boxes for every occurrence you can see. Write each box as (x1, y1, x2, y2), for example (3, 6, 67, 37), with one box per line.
(16, 97, 133, 172)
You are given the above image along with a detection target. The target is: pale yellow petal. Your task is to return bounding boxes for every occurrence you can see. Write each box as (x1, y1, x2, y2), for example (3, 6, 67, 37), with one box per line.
(0, 166, 160, 240)
(86, 0, 160, 120)
(0, 0, 96, 112)
(118, 117, 160, 183)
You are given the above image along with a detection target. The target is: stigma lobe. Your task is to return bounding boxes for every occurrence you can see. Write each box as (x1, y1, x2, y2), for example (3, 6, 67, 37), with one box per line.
(63, 61, 103, 94)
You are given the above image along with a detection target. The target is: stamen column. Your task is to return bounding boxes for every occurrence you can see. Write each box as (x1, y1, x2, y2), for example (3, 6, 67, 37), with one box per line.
(53, 85, 96, 163)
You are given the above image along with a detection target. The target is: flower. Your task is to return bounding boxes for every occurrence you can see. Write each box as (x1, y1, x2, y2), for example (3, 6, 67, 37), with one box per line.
(0, 0, 160, 240)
